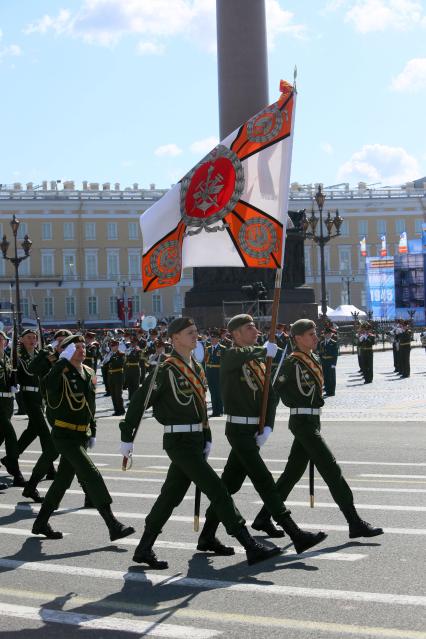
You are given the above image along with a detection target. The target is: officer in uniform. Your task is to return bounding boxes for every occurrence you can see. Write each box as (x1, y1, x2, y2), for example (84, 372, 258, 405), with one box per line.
(275, 323, 289, 350)
(252, 319, 384, 539)
(197, 314, 327, 554)
(397, 320, 413, 378)
(120, 317, 281, 569)
(0, 330, 24, 488)
(318, 327, 339, 396)
(204, 330, 225, 417)
(124, 336, 142, 400)
(358, 322, 375, 383)
(83, 332, 100, 373)
(31, 334, 135, 541)
(219, 328, 232, 349)
(106, 338, 125, 415)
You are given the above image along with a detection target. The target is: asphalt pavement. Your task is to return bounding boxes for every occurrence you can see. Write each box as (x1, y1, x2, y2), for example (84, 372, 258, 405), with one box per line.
(0, 349, 425, 639)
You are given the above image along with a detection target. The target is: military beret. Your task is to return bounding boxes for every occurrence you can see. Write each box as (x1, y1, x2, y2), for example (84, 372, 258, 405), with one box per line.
(290, 319, 316, 337)
(227, 314, 254, 332)
(168, 317, 195, 337)
(277, 322, 286, 329)
(110, 338, 119, 345)
(60, 334, 85, 349)
(21, 328, 37, 337)
(0, 330, 8, 340)
(85, 331, 96, 338)
(54, 329, 72, 339)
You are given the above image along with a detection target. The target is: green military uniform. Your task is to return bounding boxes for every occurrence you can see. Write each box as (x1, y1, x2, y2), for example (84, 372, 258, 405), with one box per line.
(0, 345, 24, 485)
(397, 325, 412, 378)
(124, 345, 142, 400)
(318, 334, 339, 396)
(204, 342, 226, 416)
(107, 348, 125, 415)
(359, 330, 375, 383)
(84, 341, 100, 373)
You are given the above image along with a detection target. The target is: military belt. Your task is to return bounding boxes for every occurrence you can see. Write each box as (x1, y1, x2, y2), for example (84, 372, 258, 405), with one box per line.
(126, 363, 140, 367)
(290, 408, 322, 416)
(399, 342, 411, 346)
(21, 386, 39, 392)
(109, 368, 124, 373)
(206, 364, 220, 368)
(360, 347, 373, 350)
(0, 392, 13, 398)
(227, 415, 259, 425)
(54, 419, 88, 432)
(164, 424, 203, 433)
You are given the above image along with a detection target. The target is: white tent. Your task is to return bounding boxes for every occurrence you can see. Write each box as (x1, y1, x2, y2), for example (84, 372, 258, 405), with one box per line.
(327, 305, 367, 322)
(317, 305, 335, 317)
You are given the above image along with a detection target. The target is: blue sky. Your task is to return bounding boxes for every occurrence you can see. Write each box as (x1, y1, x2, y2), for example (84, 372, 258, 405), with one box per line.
(0, 0, 425, 190)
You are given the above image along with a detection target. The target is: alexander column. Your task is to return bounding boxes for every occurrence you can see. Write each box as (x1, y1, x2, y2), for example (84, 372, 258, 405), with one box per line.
(184, 0, 315, 326)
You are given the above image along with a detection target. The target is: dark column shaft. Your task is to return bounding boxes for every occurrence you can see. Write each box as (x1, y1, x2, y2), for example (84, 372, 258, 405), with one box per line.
(216, 0, 269, 139)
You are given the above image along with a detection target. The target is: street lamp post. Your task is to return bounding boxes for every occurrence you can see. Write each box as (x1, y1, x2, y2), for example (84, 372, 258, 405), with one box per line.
(117, 280, 131, 328)
(1, 214, 32, 332)
(342, 276, 355, 305)
(301, 185, 343, 320)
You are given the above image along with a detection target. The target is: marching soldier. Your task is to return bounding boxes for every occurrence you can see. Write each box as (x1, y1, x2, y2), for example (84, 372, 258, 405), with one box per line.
(252, 319, 384, 539)
(197, 314, 327, 554)
(106, 338, 126, 415)
(204, 330, 225, 417)
(120, 317, 281, 568)
(0, 330, 25, 488)
(275, 323, 289, 350)
(219, 328, 232, 349)
(397, 320, 413, 378)
(124, 336, 142, 400)
(358, 322, 375, 383)
(318, 327, 339, 396)
(147, 339, 167, 370)
(84, 331, 100, 373)
(31, 334, 135, 541)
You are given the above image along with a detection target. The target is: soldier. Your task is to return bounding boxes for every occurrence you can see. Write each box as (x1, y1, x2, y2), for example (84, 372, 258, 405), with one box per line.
(124, 336, 142, 400)
(252, 319, 384, 539)
(106, 338, 125, 416)
(397, 320, 413, 378)
(31, 334, 135, 541)
(318, 327, 339, 396)
(204, 330, 225, 417)
(83, 331, 100, 373)
(197, 314, 327, 553)
(120, 317, 281, 568)
(1, 329, 56, 480)
(358, 322, 375, 384)
(0, 330, 25, 488)
(147, 339, 167, 370)
(275, 323, 289, 350)
(219, 328, 232, 349)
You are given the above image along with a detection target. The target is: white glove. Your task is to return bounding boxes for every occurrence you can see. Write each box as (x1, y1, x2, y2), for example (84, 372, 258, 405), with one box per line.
(11, 385, 19, 393)
(264, 341, 278, 358)
(87, 437, 96, 450)
(118, 341, 126, 353)
(255, 425, 272, 448)
(203, 441, 212, 459)
(50, 340, 58, 349)
(59, 343, 76, 360)
(120, 442, 134, 458)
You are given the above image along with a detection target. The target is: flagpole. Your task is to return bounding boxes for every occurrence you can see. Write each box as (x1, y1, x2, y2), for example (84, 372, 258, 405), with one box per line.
(258, 71, 297, 435)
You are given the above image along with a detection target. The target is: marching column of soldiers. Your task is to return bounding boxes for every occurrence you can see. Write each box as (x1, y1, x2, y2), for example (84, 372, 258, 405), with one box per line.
(3, 308, 422, 568)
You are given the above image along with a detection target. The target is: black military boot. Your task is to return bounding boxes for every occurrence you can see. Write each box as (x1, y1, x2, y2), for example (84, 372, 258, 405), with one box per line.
(22, 479, 44, 503)
(234, 526, 281, 565)
(277, 515, 327, 554)
(197, 519, 235, 555)
(343, 506, 384, 538)
(98, 505, 135, 541)
(0, 482, 8, 490)
(2, 457, 26, 487)
(133, 530, 169, 569)
(32, 503, 63, 539)
(252, 506, 285, 538)
(83, 492, 94, 508)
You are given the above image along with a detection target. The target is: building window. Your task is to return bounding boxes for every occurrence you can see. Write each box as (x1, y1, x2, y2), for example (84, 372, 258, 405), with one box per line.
(64, 222, 75, 240)
(17, 222, 27, 240)
(0, 259, 5, 276)
(88, 296, 98, 317)
(109, 296, 118, 319)
(41, 253, 55, 276)
(63, 253, 77, 278)
(415, 219, 423, 234)
(339, 220, 349, 237)
(152, 293, 162, 315)
(361, 289, 367, 307)
(85, 252, 98, 278)
(128, 222, 138, 240)
(133, 294, 141, 314)
(43, 297, 54, 319)
(107, 222, 118, 240)
(377, 220, 386, 236)
(107, 252, 120, 277)
(338, 246, 351, 274)
(304, 246, 312, 276)
(395, 219, 406, 234)
(173, 290, 183, 314)
(128, 252, 140, 278)
(84, 222, 96, 240)
(18, 252, 30, 276)
(316, 246, 331, 273)
(358, 220, 368, 237)
(65, 296, 76, 317)
(42, 222, 52, 240)
(20, 297, 29, 318)
(341, 288, 349, 304)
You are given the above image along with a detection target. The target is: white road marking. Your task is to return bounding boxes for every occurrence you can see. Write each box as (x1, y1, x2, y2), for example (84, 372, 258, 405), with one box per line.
(0, 601, 220, 638)
(360, 474, 426, 479)
(0, 503, 423, 535)
(252, 500, 426, 512)
(0, 558, 424, 607)
(35, 487, 192, 501)
(0, 526, 70, 537)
